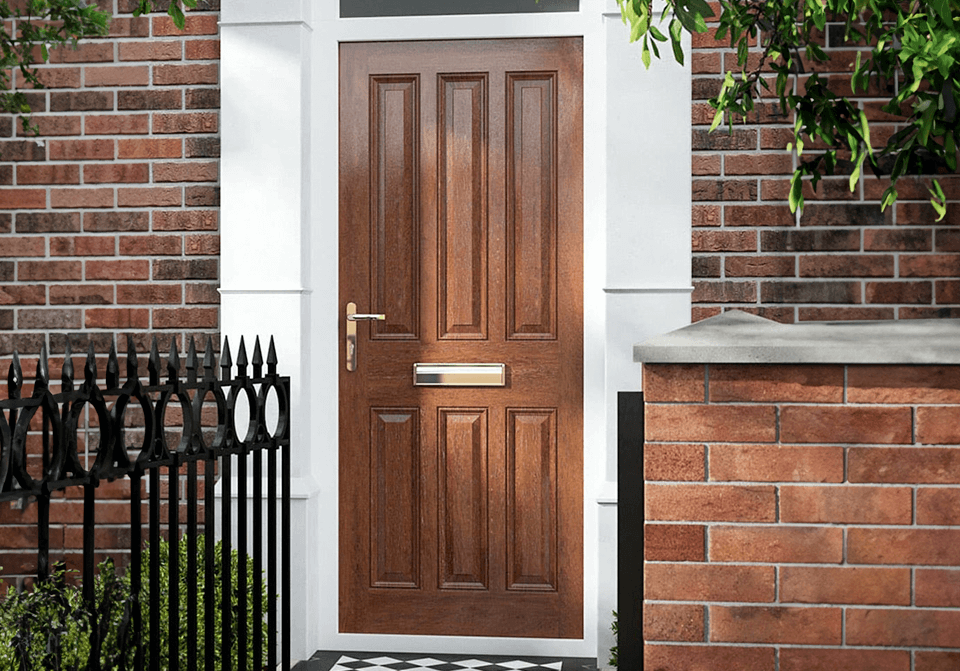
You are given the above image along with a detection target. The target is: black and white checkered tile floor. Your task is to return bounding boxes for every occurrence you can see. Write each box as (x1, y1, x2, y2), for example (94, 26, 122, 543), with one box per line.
(297, 651, 597, 671)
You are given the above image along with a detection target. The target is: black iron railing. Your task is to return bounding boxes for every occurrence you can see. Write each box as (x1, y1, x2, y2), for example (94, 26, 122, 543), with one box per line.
(0, 335, 291, 671)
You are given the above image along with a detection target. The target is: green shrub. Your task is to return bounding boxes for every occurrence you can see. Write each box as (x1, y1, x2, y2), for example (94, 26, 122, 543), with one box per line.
(0, 535, 269, 671)
(609, 610, 618, 668)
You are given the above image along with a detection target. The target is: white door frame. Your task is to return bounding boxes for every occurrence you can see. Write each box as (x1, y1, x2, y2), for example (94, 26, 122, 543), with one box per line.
(220, 0, 692, 661)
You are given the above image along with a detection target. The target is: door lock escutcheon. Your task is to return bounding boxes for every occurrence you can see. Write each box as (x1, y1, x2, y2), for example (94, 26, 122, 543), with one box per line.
(346, 302, 386, 372)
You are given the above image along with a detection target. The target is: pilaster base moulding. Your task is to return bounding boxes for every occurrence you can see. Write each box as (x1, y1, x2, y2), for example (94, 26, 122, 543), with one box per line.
(603, 287, 694, 294)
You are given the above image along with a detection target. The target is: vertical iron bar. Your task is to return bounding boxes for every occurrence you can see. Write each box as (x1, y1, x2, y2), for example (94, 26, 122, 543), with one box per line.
(282, 429, 291, 671)
(252, 449, 263, 670)
(37, 493, 50, 582)
(84, 483, 101, 671)
(221, 452, 233, 671)
(130, 474, 144, 671)
(267, 440, 277, 670)
(168, 452, 180, 671)
(187, 459, 198, 671)
(204, 452, 215, 671)
(237, 449, 248, 671)
(149, 465, 161, 671)
(618, 392, 644, 671)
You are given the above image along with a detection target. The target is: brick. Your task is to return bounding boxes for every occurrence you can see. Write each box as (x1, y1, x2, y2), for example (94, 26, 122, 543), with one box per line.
(917, 406, 960, 444)
(643, 364, 705, 402)
(691, 281, 757, 303)
(645, 563, 775, 602)
(724, 256, 794, 277)
(83, 163, 149, 184)
(901, 254, 960, 277)
(0, 188, 46, 209)
(644, 603, 704, 642)
(118, 138, 182, 159)
(16, 115, 81, 136)
(85, 308, 149, 329)
(848, 366, 960, 403)
(0, 140, 46, 161)
(916, 651, 960, 671)
(50, 91, 114, 111)
(154, 161, 218, 183)
(899, 307, 960, 319)
(644, 645, 774, 671)
(691, 306, 722, 321)
(185, 282, 219, 304)
(20, 67, 82, 89)
(692, 154, 720, 175)
(798, 254, 894, 277)
(0, 237, 44, 256)
(724, 153, 793, 175)
(49, 284, 113, 305)
(152, 112, 218, 134)
(710, 525, 843, 563)
(798, 306, 895, 321)
(16, 212, 80, 233)
(84, 114, 150, 135)
(710, 606, 841, 645)
(645, 404, 776, 442)
(153, 63, 218, 86)
(49, 139, 114, 160)
(116, 284, 181, 305)
(780, 485, 912, 524)
(692, 230, 757, 252)
(152, 14, 219, 36)
(780, 566, 910, 605)
(692, 179, 758, 201)
(725, 205, 795, 227)
(864, 281, 932, 304)
(692, 204, 721, 227)
(119, 235, 182, 256)
(646, 483, 775, 522)
(117, 187, 182, 208)
(51, 188, 114, 209)
(936, 229, 960, 252)
(50, 236, 115, 256)
(692, 255, 721, 277)
(0, 214, 9, 233)
(800, 203, 889, 227)
(846, 608, 960, 647)
(763, 177, 858, 202)
(84, 212, 149, 232)
(865, 228, 931, 251)
(153, 210, 217, 231)
(85, 260, 149, 281)
(710, 364, 842, 403)
(760, 281, 860, 303)
(185, 136, 219, 158)
(917, 488, 960, 525)
(48, 42, 114, 64)
(780, 649, 909, 671)
(84, 66, 149, 87)
(709, 444, 843, 482)
(118, 40, 182, 61)
(0, 309, 12, 328)
(153, 259, 217, 280)
(17, 164, 80, 185)
(850, 447, 960, 484)
(19, 260, 82, 281)
(185, 87, 220, 110)
(848, 528, 960, 565)
(153, 307, 217, 329)
(117, 89, 182, 110)
(692, 128, 756, 150)
(645, 524, 704, 561)
(0, 285, 45, 305)
(780, 406, 912, 444)
(937, 280, 960, 303)
(645, 443, 705, 481)
(915, 569, 960, 608)
(18, 309, 82, 330)
(761, 229, 860, 251)
(0, 166, 10, 185)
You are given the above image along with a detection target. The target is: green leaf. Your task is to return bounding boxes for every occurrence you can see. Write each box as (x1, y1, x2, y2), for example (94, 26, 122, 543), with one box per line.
(169, 2, 186, 30)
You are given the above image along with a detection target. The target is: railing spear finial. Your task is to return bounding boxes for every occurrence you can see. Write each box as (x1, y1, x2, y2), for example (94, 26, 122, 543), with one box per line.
(236, 337, 248, 379)
(202, 338, 216, 380)
(62, 341, 75, 393)
(148, 337, 160, 386)
(167, 337, 180, 384)
(84, 342, 96, 387)
(106, 339, 120, 389)
(37, 344, 50, 389)
(186, 336, 198, 384)
(220, 336, 233, 383)
(252, 336, 263, 378)
(267, 336, 278, 377)
(126, 336, 138, 383)
(8, 351, 22, 399)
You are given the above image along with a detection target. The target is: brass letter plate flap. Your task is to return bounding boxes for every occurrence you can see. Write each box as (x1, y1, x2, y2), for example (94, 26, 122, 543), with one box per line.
(413, 363, 506, 387)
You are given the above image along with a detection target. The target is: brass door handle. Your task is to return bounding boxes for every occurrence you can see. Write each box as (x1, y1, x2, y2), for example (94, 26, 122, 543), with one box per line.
(346, 302, 385, 371)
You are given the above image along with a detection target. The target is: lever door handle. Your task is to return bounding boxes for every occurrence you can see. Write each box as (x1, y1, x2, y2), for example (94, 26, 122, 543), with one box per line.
(346, 302, 385, 371)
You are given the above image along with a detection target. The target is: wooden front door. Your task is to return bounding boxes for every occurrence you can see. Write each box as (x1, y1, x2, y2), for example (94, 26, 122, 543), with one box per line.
(338, 38, 583, 639)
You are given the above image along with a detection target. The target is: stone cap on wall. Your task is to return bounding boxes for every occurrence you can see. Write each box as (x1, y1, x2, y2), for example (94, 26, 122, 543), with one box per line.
(634, 310, 960, 364)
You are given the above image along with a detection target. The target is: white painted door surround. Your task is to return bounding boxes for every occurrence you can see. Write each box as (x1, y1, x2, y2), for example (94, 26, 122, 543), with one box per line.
(219, 0, 691, 661)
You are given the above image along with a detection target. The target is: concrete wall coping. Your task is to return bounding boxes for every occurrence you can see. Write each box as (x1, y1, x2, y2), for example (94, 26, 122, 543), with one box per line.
(634, 310, 960, 364)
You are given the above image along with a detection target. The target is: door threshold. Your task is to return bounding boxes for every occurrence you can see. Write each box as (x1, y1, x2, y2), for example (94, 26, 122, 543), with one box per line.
(296, 651, 599, 671)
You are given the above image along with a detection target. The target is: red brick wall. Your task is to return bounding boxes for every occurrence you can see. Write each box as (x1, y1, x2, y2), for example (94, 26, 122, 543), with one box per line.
(0, 1, 219, 581)
(692, 13, 960, 323)
(643, 362, 960, 670)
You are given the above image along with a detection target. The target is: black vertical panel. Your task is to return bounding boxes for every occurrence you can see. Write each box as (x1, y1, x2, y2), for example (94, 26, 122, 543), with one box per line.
(618, 392, 644, 671)
(341, 0, 577, 17)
